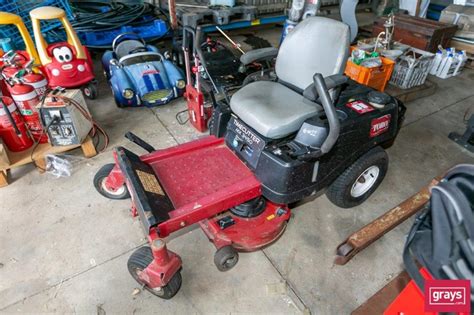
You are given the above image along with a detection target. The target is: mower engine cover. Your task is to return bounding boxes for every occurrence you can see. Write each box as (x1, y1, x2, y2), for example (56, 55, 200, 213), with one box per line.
(102, 34, 185, 107)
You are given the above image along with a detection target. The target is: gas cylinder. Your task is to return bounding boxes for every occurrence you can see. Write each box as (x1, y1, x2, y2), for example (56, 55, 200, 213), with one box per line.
(0, 96, 33, 152)
(23, 72, 48, 97)
(7, 81, 47, 143)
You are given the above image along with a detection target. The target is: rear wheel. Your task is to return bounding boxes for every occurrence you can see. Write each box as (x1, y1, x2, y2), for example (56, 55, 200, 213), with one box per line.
(128, 246, 182, 299)
(93, 163, 130, 200)
(82, 81, 98, 99)
(326, 146, 388, 208)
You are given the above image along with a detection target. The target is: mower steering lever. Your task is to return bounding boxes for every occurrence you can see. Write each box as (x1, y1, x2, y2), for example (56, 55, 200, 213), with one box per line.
(125, 132, 156, 153)
(313, 73, 340, 155)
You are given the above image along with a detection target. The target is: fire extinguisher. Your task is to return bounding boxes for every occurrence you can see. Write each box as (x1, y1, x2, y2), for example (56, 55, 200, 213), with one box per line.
(23, 72, 48, 97)
(21, 60, 49, 97)
(0, 96, 33, 152)
(7, 79, 48, 143)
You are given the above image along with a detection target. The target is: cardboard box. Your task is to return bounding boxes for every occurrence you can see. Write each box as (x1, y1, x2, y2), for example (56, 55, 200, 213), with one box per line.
(440, 5, 474, 38)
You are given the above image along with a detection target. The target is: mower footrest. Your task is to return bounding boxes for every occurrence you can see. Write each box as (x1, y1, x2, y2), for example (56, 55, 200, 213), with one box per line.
(116, 147, 174, 233)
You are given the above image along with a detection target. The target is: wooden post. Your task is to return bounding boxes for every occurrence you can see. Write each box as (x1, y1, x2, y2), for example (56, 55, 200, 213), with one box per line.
(81, 136, 97, 158)
(0, 170, 8, 187)
(35, 157, 47, 173)
(415, 0, 422, 17)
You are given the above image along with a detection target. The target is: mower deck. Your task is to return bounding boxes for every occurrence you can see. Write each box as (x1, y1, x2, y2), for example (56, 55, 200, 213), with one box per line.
(116, 136, 262, 237)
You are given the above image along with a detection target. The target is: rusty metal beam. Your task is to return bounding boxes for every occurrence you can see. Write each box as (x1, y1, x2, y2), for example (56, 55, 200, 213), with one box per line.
(334, 177, 440, 265)
(168, 0, 178, 29)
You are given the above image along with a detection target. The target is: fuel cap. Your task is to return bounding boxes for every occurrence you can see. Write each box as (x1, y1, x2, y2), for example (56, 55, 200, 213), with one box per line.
(368, 91, 391, 108)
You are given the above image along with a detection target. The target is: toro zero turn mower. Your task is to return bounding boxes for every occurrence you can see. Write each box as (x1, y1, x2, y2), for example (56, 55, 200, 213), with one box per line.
(94, 17, 406, 299)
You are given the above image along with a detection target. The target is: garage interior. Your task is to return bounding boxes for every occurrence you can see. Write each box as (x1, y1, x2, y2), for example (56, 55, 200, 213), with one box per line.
(0, 0, 473, 314)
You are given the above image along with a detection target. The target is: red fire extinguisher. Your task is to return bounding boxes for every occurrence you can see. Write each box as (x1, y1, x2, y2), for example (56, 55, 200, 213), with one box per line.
(0, 96, 33, 152)
(7, 80, 48, 143)
(23, 72, 48, 97)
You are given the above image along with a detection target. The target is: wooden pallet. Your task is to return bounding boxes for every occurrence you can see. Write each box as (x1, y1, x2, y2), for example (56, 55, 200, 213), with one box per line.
(0, 136, 97, 187)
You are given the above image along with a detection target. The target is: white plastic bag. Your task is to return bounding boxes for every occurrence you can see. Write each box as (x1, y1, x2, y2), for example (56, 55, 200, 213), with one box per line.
(45, 154, 73, 178)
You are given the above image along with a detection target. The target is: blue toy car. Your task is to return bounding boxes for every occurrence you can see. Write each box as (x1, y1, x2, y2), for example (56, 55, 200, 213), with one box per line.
(102, 33, 185, 107)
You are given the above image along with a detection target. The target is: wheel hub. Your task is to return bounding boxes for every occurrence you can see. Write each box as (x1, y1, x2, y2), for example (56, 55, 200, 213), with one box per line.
(101, 178, 125, 196)
(350, 166, 380, 198)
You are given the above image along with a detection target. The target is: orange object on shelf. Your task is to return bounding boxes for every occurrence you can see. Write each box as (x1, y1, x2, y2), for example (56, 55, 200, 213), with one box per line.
(344, 47, 395, 92)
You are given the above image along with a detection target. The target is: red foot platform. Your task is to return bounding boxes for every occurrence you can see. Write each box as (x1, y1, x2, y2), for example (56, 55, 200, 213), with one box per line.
(115, 136, 268, 238)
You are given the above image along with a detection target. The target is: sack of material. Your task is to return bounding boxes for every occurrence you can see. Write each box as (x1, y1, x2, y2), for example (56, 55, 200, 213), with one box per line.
(403, 164, 474, 304)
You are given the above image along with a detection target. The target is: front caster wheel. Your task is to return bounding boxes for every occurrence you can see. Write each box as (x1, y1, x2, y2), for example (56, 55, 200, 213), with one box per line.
(93, 163, 130, 200)
(214, 245, 239, 271)
(128, 246, 182, 299)
(82, 81, 98, 99)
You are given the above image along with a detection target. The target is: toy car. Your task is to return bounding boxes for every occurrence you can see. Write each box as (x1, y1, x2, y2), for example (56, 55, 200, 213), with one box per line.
(95, 17, 406, 299)
(30, 7, 97, 99)
(102, 33, 185, 108)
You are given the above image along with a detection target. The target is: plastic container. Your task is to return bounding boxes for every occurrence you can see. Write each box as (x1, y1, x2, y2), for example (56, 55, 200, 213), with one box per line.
(430, 49, 445, 75)
(434, 49, 467, 79)
(345, 49, 395, 92)
(0, 38, 13, 52)
(390, 47, 435, 89)
(0, 0, 74, 50)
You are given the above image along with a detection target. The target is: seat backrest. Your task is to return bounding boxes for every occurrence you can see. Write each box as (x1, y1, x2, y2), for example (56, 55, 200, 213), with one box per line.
(275, 17, 350, 91)
(115, 39, 146, 60)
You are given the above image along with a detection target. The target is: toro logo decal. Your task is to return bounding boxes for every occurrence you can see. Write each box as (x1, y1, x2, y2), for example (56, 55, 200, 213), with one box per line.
(425, 279, 471, 313)
(370, 114, 391, 138)
(346, 100, 374, 114)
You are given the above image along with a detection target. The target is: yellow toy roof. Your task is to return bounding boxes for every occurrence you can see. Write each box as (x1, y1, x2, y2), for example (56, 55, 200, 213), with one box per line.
(30, 6, 65, 20)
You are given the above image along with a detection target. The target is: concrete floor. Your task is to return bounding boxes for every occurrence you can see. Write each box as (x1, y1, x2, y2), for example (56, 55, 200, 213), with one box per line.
(1, 30, 474, 314)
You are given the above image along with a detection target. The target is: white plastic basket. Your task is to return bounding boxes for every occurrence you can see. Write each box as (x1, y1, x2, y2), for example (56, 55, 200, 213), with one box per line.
(389, 48, 435, 89)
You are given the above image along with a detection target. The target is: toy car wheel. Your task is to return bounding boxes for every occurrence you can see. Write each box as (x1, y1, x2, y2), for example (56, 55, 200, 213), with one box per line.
(82, 82, 98, 99)
(326, 146, 388, 208)
(93, 163, 130, 200)
(128, 246, 182, 299)
(214, 246, 239, 272)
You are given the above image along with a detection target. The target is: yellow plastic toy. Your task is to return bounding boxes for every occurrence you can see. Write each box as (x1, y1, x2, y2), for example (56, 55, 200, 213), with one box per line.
(0, 11, 40, 65)
(30, 6, 97, 99)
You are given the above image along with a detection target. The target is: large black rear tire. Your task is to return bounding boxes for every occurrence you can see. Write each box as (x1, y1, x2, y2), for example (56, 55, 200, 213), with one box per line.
(326, 147, 388, 208)
(128, 246, 182, 299)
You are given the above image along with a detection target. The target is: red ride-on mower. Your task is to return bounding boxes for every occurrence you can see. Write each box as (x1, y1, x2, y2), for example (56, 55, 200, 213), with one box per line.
(94, 17, 406, 299)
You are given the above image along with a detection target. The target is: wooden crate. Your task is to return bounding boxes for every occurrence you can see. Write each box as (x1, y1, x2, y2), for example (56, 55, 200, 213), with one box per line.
(373, 14, 458, 53)
(0, 136, 97, 187)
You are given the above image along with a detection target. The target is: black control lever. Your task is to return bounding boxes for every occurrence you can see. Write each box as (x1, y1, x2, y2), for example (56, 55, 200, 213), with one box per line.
(125, 132, 156, 153)
(313, 73, 340, 154)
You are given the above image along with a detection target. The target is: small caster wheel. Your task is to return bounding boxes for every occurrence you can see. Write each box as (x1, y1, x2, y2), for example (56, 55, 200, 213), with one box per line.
(93, 163, 130, 200)
(214, 245, 239, 272)
(82, 81, 98, 99)
(128, 246, 182, 299)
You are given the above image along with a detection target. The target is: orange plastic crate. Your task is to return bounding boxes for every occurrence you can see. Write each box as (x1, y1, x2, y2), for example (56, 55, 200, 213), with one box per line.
(344, 52, 395, 92)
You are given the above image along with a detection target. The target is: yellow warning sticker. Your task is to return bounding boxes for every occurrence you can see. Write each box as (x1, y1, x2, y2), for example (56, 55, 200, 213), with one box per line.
(136, 170, 164, 195)
(266, 214, 275, 221)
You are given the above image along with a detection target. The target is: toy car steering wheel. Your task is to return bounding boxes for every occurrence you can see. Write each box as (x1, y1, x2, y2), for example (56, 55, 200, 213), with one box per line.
(112, 33, 146, 53)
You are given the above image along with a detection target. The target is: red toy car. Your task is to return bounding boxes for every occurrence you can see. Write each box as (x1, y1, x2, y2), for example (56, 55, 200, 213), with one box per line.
(30, 6, 97, 99)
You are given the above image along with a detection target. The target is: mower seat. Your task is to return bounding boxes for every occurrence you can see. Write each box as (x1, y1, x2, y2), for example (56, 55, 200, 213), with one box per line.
(230, 17, 350, 139)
